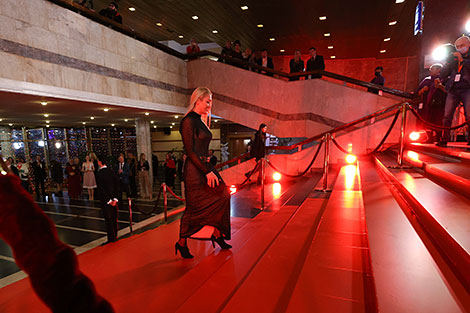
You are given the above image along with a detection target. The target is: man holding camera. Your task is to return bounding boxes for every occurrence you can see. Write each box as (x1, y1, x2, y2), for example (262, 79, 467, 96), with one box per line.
(437, 36, 470, 146)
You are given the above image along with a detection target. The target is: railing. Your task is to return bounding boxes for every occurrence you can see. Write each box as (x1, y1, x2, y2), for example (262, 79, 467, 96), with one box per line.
(46, 0, 414, 100)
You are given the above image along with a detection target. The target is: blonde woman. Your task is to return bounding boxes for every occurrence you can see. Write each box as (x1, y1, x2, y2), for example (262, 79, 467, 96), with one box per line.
(175, 87, 231, 258)
(82, 155, 97, 200)
(137, 153, 152, 199)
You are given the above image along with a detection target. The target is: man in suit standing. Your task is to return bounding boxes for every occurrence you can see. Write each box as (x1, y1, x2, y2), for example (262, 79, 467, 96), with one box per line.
(256, 48, 274, 77)
(306, 47, 325, 79)
(95, 156, 120, 243)
(115, 155, 130, 204)
(32, 155, 47, 198)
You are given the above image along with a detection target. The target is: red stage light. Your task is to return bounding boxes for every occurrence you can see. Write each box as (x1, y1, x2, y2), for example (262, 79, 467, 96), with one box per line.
(272, 172, 282, 181)
(229, 185, 237, 195)
(345, 154, 357, 164)
(409, 132, 420, 141)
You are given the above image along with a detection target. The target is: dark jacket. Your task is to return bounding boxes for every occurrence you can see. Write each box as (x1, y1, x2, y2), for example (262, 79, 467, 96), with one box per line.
(289, 59, 304, 81)
(99, 8, 122, 24)
(256, 57, 274, 76)
(250, 131, 266, 160)
(441, 52, 470, 91)
(96, 167, 120, 203)
(305, 55, 325, 79)
(32, 161, 47, 180)
(115, 162, 130, 185)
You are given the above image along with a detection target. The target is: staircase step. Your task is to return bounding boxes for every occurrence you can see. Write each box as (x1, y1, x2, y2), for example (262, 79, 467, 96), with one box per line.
(407, 143, 470, 161)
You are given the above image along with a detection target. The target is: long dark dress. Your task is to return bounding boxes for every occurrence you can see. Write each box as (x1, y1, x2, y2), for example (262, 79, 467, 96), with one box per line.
(179, 111, 231, 239)
(66, 164, 81, 199)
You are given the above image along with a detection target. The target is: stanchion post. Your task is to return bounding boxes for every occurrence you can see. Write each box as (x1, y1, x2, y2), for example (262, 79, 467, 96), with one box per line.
(260, 158, 265, 210)
(315, 133, 332, 193)
(163, 183, 168, 222)
(397, 102, 408, 167)
(128, 198, 133, 233)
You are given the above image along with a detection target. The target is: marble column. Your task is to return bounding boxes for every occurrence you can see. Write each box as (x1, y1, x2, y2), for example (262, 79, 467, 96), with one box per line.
(136, 118, 153, 194)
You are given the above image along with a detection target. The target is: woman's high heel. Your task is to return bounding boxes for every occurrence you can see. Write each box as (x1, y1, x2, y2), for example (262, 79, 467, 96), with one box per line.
(210, 235, 232, 250)
(175, 242, 194, 258)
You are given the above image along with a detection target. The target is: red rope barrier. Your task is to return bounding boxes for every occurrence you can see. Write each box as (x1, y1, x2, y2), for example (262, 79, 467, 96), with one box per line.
(164, 184, 186, 202)
(408, 105, 470, 131)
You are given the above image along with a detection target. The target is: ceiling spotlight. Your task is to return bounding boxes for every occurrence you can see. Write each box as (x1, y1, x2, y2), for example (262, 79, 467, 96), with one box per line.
(128, 7, 136, 11)
(124, 119, 128, 122)
(41, 101, 47, 106)
(111, 124, 115, 127)
(170, 126, 173, 128)
(145, 112, 150, 116)
(151, 121, 154, 124)
(82, 122, 86, 125)
(8, 123, 13, 126)
(328, 46, 334, 49)
(324, 33, 331, 37)
(46, 120, 50, 123)
(212, 30, 218, 34)
(389, 21, 397, 26)
(330, 55, 336, 59)
(0, 118, 2, 121)
(104, 108, 109, 112)
(269, 38, 275, 41)
(214, 119, 218, 123)
(192, 15, 199, 20)
(257, 24, 264, 28)
(241, 5, 248, 10)
(395, 0, 405, 3)
(178, 35, 184, 39)
(44, 114, 49, 117)
(319, 16, 327, 20)
(280, 49, 285, 52)
(380, 50, 386, 53)
(174, 115, 179, 118)
(90, 116, 95, 120)
(153, 125, 157, 129)
(172, 122, 175, 126)
(384, 37, 391, 41)
(156, 22, 162, 27)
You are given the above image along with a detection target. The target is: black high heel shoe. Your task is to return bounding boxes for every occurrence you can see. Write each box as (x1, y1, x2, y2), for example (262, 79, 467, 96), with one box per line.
(210, 235, 232, 249)
(175, 242, 194, 258)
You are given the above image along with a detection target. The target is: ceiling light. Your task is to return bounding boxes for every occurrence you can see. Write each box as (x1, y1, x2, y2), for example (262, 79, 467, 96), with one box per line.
(192, 15, 199, 20)
(214, 119, 218, 123)
(328, 46, 334, 49)
(145, 112, 150, 116)
(280, 49, 285, 52)
(41, 101, 47, 106)
(153, 125, 157, 129)
(172, 122, 175, 126)
(174, 115, 179, 118)
(178, 35, 184, 39)
(389, 21, 397, 26)
(44, 114, 49, 117)
(257, 24, 264, 28)
(128, 7, 136, 11)
(319, 16, 327, 20)
(104, 108, 109, 112)
(156, 22, 162, 27)
(380, 50, 386, 53)
(395, 0, 405, 3)
(151, 121, 154, 124)
(46, 120, 50, 123)
(82, 122, 86, 125)
(0, 119, 2, 122)
(384, 37, 391, 41)
(124, 119, 128, 122)
(324, 33, 331, 37)
(241, 5, 248, 10)
(55, 142, 61, 149)
(90, 116, 94, 120)
(111, 124, 115, 127)
(8, 123, 13, 126)
(330, 56, 336, 59)
(269, 38, 275, 41)
(212, 30, 218, 34)
(170, 126, 173, 128)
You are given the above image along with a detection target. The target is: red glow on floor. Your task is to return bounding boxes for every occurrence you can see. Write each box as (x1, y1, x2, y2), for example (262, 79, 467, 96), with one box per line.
(345, 154, 357, 164)
(407, 150, 419, 161)
(344, 165, 357, 190)
(272, 182, 281, 198)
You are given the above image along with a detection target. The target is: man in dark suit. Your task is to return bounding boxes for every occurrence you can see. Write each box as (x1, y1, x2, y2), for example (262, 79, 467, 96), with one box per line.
(209, 149, 217, 166)
(32, 155, 47, 197)
(115, 155, 130, 204)
(127, 152, 137, 198)
(256, 48, 274, 77)
(306, 47, 325, 79)
(95, 156, 120, 243)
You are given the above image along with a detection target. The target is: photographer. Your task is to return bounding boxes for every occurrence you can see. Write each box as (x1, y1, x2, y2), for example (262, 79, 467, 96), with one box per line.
(437, 36, 470, 146)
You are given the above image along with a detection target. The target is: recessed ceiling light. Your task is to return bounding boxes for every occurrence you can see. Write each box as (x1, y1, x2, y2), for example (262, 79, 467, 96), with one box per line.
(145, 112, 150, 116)
(330, 56, 336, 59)
(0, 119, 2, 122)
(170, 126, 173, 129)
(212, 30, 218, 34)
(153, 125, 157, 129)
(319, 16, 327, 20)
(41, 101, 47, 106)
(82, 122, 86, 125)
(124, 119, 128, 122)
(192, 15, 199, 20)
(389, 21, 397, 26)
(128, 7, 136, 11)
(46, 120, 50, 123)
(214, 119, 218, 123)
(90, 116, 94, 120)
(156, 22, 162, 27)
(8, 123, 13, 126)
(280, 49, 285, 52)
(384, 37, 391, 41)
(380, 50, 386, 53)
(104, 108, 109, 112)
(172, 122, 175, 126)
(269, 38, 275, 41)
(328, 46, 334, 49)
(241, 5, 248, 10)
(44, 114, 49, 117)
(178, 35, 184, 38)
(174, 115, 179, 118)
(257, 24, 264, 28)
(324, 33, 331, 37)
(111, 124, 115, 127)
(151, 121, 154, 124)
(395, 0, 405, 3)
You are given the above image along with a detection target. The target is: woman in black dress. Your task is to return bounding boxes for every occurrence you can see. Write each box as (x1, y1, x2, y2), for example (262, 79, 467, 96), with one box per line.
(175, 87, 232, 258)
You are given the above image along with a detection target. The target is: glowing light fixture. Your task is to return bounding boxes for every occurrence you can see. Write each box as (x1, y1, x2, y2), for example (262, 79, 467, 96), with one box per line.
(9, 123, 13, 126)
(145, 112, 150, 116)
(396, 0, 405, 3)
(111, 124, 115, 127)
(212, 30, 218, 34)
(330, 55, 336, 59)
(328, 46, 334, 49)
(409, 131, 421, 141)
(41, 101, 47, 106)
(153, 125, 157, 129)
(229, 184, 237, 194)
(214, 119, 218, 123)
(432, 45, 448, 61)
(0, 119, 2, 121)
(44, 114, 49, 117)
(156, 22, 162, 27)
(380, 50, 386, 53)
(273, 172, 282, 181)
(38, 140, 45, 147)
(319, 16, 327, 20)
(82, 122, 86, 125)
(174, 115, 179, 119)
(345, 154, 357, 164)
(280, 49, 285, 52)
(269, 38, 275, 41)
(192, 15, 199, 20)
(55, 142, 62, 149)
(45, 120, 50, 123)
(172, 122, 175, 126)
(104, 108, 109, 112)
(178, 35, 184, 39)
(124, 119, 129, 122)
(345, 165, 357, 190)
(90, 116, 94, 120)
(170, 126, 173, 129)
(389, 21, 397, 26)
(128, 7, 136, 11)
(324, 33, 331, 37)
(151, 121, 155, 124)
(257, 24, 264, 28)
(384, 37, 391, 41)
(272, 183, 281, 198)
(241, 5, 248, 10)
(407, 150, 419, 161)
(13, 142, 21, 150)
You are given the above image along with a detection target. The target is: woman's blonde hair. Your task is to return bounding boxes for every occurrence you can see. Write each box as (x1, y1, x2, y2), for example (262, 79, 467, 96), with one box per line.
(186, 87, 212, 127)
